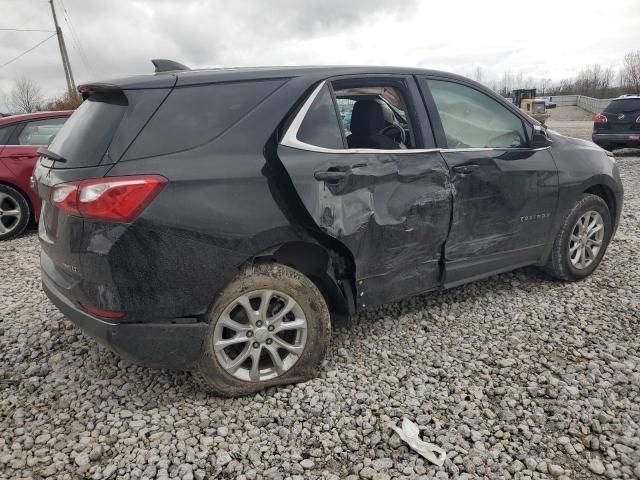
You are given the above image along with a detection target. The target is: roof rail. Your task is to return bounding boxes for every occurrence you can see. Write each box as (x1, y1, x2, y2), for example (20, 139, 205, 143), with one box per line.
(151, 59, 191, 73)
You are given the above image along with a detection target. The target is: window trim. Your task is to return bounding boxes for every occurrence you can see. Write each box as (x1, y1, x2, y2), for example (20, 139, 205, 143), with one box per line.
(282, 79, 550, 155)
(281, 81, 440, 155)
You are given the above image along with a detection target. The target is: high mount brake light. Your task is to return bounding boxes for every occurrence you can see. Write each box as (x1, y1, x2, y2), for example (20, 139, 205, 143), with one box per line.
(50, 175, 168, 222)
(593, 114, 607, 124)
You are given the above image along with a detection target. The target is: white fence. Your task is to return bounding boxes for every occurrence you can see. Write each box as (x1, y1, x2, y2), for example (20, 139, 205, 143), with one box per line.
(550, 95, 613, 114)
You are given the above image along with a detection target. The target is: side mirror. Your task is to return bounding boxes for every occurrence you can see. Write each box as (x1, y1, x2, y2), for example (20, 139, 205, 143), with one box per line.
(531, 124, 552, 149)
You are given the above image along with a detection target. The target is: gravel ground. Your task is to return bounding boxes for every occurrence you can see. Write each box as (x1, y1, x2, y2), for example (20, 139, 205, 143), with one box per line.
(1, 108, 639, 480)
(546, 107, 596, 144)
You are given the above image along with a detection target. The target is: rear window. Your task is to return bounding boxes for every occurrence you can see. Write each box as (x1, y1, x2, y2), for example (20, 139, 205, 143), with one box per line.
(605, 98, 640, 113)
(46, 92, 127, 168)
(123, 79, 286, 160)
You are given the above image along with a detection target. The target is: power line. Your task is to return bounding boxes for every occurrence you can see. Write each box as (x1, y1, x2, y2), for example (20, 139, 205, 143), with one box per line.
(0, 33, 56, 69)
(0, 28, 55, 32)
(57, 0, 95, 76)
(48, 0, 75, 95)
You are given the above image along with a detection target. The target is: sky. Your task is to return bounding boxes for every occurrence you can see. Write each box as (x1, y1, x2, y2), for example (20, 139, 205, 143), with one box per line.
(1, 0, 639, 101)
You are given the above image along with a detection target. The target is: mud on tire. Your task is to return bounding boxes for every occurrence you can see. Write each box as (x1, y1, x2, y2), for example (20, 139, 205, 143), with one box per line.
(193, 262, 331, 396)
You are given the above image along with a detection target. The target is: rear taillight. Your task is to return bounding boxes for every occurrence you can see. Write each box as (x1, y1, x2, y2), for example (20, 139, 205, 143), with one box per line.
(636, 115, 640, 124)
(593, 114, 607, 124)
(51, 175, 167, 222)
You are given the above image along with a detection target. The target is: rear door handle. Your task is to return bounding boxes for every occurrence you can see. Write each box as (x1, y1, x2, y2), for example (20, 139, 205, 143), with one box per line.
(314, 170, 348, 182)
(452, 164, 480, 174)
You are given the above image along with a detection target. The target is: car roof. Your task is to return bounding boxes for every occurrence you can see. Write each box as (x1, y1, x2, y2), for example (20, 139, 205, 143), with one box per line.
(0, 110, 72, 126)
(80, 65, 474, 90)
(613, 95, 640, 100)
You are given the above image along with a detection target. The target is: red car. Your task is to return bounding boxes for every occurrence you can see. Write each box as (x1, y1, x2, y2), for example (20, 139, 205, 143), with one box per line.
(0, 110, 72, 240)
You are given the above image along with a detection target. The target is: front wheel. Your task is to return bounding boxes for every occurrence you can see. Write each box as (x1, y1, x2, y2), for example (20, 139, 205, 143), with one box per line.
(544, 194, 612, 281)
(193, 262, 331, 396)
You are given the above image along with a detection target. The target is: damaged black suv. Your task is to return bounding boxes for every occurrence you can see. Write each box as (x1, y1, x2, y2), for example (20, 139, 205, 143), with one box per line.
(35, 61, 623, 395)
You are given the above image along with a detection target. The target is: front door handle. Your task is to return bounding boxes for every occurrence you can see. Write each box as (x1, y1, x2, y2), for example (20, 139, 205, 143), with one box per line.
(452, 164, 480, 174)
(314, 170, 348, 182)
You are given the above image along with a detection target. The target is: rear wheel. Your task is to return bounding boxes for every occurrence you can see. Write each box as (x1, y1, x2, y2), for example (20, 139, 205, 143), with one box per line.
(544, 194, 612, 281)
(0, 185, 30, 241)
(193, 262, 331, 396)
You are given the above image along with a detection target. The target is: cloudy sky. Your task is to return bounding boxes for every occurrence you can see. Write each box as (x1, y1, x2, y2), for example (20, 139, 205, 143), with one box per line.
(1, 0, 638, 101)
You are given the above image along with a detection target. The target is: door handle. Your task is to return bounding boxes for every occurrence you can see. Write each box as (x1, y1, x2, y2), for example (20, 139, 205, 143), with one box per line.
(314, 170, 348, 182)
(452, 164, 480, 174)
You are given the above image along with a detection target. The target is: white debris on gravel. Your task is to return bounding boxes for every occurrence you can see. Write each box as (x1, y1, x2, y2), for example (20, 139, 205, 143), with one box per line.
(391, 418, 446, 466)
(1, 110, 639, 479)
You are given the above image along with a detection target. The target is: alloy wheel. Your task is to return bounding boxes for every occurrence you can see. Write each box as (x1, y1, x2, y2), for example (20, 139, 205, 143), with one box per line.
(568, 210, 604, 270)
(213, 289, 308, 382)
(0, 192, 22, 236)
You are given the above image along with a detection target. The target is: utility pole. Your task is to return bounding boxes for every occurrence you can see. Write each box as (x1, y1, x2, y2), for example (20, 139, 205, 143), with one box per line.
(49, 0, 76, 97)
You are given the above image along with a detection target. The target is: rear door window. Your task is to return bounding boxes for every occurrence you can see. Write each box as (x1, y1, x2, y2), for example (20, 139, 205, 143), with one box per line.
(296, 84, 345, 149)
(0, 124, 16, 145)
(423, 79, 528, 149)
(17, 117, 67, 145)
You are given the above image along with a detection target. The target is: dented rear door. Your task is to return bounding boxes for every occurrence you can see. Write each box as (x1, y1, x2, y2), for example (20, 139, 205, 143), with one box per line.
(277, 78, 452, 309)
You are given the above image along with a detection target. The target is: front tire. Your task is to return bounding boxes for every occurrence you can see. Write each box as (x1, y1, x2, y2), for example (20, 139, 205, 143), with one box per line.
(544, 194, 612, 281)
(193, 262, 331, 396)
(0, 185, 30, 241)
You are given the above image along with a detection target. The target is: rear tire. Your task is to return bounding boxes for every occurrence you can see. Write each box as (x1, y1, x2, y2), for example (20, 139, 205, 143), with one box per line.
(544, 194, 612, 281)
(0, 184, 30, 241)
(193, 262, 331, 396)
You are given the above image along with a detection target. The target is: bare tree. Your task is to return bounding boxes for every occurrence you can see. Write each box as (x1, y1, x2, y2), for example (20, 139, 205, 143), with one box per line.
(473, 66, 484, 84)
(621, 50, 640, 94)
(8, 77, 43, 114)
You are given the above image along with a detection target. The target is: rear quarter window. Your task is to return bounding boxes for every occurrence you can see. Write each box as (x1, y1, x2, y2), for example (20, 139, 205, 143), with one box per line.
(123, 79, 286, 160)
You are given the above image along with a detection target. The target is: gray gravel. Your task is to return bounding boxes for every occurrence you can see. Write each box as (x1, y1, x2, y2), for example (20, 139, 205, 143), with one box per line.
(1, 109, 639, 479)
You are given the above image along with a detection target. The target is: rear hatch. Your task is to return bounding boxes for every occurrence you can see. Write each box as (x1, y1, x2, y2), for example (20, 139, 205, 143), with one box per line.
(595, 98, 640, 133)
(35, 83, 173, 296)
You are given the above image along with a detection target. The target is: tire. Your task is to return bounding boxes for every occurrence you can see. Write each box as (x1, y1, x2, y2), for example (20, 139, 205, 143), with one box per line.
(544, 193, 612, 281)
(193, 262, 331, 396)
(0, 184, 30, 241)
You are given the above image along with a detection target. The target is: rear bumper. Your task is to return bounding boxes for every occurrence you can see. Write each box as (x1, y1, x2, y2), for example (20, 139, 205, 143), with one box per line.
(592, 132, 640, 146)
(42, 271, 208, 370)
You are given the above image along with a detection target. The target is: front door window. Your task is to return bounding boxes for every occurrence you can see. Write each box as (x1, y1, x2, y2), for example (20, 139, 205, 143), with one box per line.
(423, 79, 527, 149)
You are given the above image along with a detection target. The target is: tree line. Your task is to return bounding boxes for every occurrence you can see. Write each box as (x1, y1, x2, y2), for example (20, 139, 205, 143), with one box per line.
(475, 50, 640, 99)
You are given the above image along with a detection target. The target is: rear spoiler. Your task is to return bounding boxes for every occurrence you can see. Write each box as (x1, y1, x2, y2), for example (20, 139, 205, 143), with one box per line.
(78, 60, 188, 98)
(77, 83, 122, 99)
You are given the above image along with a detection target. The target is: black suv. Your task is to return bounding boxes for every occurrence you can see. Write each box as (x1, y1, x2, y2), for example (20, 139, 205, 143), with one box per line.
(35, 61, 623, 395)
(592, 95, 640, 150)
